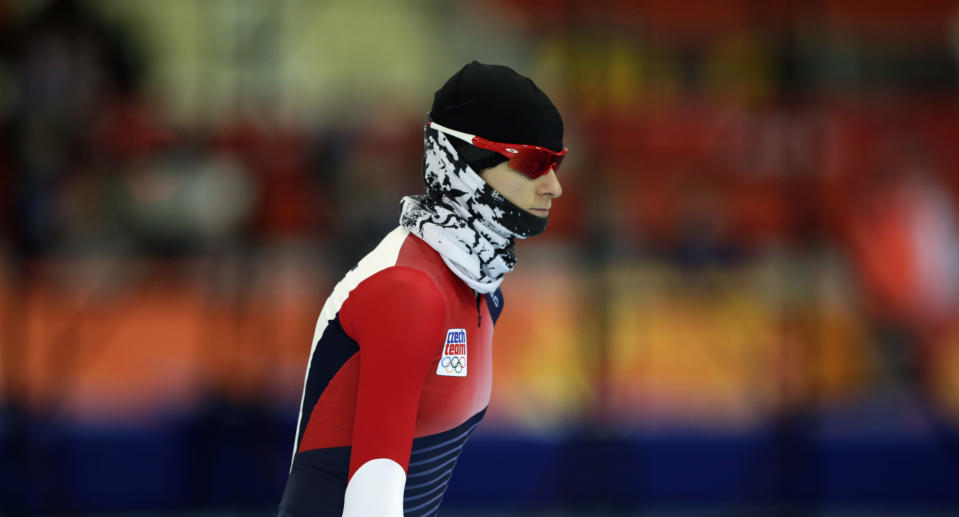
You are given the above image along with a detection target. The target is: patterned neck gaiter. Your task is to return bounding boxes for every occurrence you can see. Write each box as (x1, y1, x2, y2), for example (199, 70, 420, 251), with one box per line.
(400, 126, 547, 293)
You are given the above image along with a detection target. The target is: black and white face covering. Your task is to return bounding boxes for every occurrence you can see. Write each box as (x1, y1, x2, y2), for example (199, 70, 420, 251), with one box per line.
(400, 126, 547, 293)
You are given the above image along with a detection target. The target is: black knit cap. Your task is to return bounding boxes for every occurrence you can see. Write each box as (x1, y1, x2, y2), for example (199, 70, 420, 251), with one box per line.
(429, 61, 564, 172)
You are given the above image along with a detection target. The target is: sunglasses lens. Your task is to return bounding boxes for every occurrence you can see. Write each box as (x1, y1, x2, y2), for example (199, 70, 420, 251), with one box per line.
(509, 151, 564, 179)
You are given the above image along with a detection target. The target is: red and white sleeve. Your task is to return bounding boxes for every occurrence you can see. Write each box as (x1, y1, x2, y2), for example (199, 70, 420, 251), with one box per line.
(337, 267, 446, 516)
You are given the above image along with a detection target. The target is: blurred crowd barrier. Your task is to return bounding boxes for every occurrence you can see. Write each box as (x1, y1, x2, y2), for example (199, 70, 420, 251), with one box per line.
(3, 0, 959, 514)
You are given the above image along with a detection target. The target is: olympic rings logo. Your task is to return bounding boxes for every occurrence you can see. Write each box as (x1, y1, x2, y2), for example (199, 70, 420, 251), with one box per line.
(441, 356, 466, 374)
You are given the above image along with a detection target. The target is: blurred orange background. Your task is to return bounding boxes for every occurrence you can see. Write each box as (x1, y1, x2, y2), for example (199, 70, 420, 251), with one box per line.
(4, 0, 959, 514)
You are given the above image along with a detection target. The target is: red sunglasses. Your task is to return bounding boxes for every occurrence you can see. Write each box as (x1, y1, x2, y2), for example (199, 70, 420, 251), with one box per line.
(429, 121, 567, 179)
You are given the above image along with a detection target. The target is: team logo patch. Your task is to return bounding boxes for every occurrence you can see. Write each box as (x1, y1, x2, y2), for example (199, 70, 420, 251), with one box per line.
(436, 328, 467, 377)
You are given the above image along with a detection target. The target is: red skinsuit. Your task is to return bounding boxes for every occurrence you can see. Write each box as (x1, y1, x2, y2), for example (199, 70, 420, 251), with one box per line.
(279, 226, 502, 517)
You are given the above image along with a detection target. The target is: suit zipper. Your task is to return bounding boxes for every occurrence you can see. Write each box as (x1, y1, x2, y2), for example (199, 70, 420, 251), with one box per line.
(475, 292, 482, 327)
